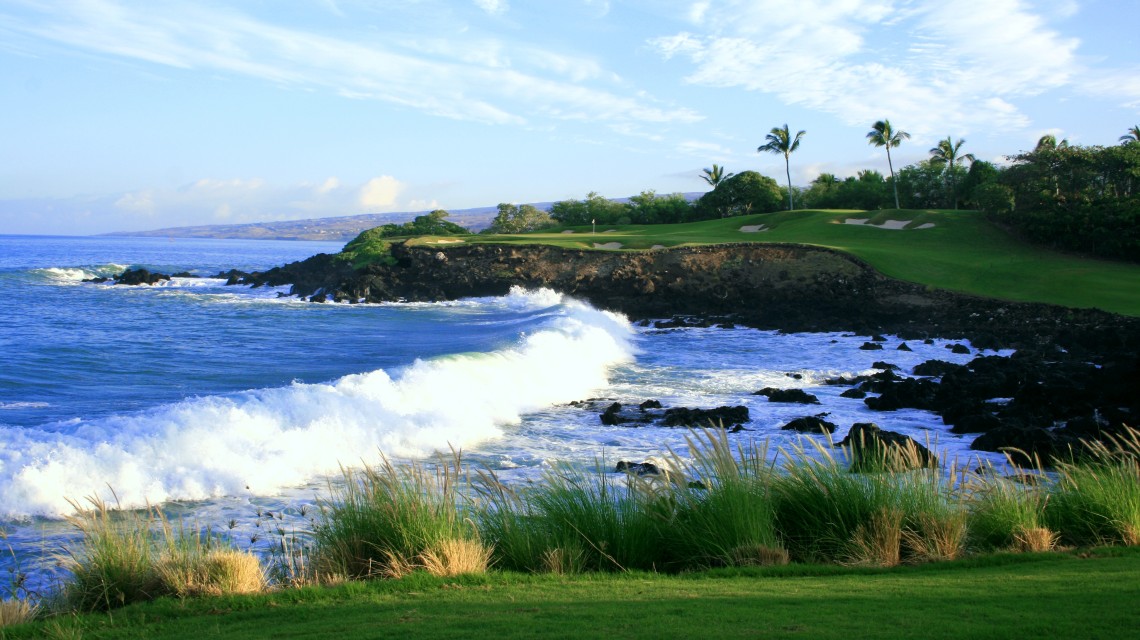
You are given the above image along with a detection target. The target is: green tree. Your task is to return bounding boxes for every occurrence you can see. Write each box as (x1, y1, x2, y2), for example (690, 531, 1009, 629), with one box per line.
(1121, 125, 1140, 144)
(699, 164, 734, 188)
(928, 137, 975, 208)
(692, 171, 783, 220)
(549, 192, 629, 226)
(866, 119, 910, 209)
(486, 203, 554, 234)
(627, 190, 691, 224)
(758, 124, 806, 210)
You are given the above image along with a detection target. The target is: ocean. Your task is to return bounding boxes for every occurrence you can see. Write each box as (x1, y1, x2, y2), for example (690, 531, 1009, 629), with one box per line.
(0, 235, 1010, 587)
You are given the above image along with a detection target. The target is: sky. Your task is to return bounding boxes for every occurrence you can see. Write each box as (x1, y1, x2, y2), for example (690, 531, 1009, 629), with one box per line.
(1, 0, 1138, 236)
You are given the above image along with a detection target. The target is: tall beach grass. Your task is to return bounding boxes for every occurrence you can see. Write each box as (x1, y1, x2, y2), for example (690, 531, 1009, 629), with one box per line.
(42, 426, 1140, 616)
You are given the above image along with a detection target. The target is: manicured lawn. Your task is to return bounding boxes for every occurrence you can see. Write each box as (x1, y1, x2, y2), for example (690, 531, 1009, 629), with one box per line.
(435, 210, 1140, 316)
(10, 548, 1139, 639)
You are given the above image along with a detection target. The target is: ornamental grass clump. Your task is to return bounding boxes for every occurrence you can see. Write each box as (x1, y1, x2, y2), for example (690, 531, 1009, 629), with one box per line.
(60, 496, 267, 611)
(1046, 426, 1140, 547)
(312, 452, 480, 579)
(664, 430, 787, 568)
(524, 462, 668, 572)
(155, 522, 265, 597)
(965, 462, 1054, 553)
(476, 459, 668, 573)
(59, 497, 166, 612)
(772, 438, 964, 566)
(0, 598, 37, 627)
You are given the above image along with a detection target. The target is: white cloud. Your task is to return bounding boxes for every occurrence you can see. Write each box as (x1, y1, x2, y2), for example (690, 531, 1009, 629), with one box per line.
(9, 0, 695, 131)
(474, 0, 509, 15)
(650, 0, 1104, 138)
(358, 176, 403, 210)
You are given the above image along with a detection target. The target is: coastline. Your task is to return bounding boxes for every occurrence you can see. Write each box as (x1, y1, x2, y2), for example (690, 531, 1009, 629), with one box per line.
(223, 240, 1140, 464)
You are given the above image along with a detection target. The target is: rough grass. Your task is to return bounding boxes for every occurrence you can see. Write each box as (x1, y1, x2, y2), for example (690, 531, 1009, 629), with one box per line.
(467, 209, 1140, 315)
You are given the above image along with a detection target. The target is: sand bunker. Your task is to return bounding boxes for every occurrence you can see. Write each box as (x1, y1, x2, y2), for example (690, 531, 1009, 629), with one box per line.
(739, 224, 769, 233)
(561, 230, 576, 234)
(593, 242, 623, 249)
(651, 244, 666, 249)
(428, 239, 464, 244)
(843, 218, 936, 230)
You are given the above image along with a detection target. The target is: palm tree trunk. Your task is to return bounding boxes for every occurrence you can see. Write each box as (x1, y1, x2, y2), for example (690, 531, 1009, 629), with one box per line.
(887, 147, 900, 209)
(785, 157, 794, 210)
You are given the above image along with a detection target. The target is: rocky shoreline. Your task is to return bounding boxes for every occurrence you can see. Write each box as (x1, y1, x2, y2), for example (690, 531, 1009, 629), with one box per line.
(111, 241, 1140, 465)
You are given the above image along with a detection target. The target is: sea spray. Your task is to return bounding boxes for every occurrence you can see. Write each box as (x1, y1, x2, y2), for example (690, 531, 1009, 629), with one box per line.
(0, 289, 635, 518)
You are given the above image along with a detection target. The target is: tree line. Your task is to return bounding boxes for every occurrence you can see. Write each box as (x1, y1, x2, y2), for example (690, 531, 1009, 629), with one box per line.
(461, 122, 1140, 262)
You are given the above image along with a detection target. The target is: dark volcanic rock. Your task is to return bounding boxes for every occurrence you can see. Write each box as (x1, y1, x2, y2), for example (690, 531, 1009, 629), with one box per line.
(863, 377, 940, 411)
(753, 388, 820, 404)
(661, 406, 749, 428)
(838, 422, 937, 471)
(971, 426, 1061, 467)
(115, 268, 169, 286)
(871, 361, 899, 371)
(615, 461, 662, 476)
(859, 342, 884, 350)
(780, 415, 837, 434)
(600, 402, 625, 426)
(913, 360, 964, 377)
(897, 342, 913, 351)
(840, 388, 867, 399)
(639, 400, 663, 410)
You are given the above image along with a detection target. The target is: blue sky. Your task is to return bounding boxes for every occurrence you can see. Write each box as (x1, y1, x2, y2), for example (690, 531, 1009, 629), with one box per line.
(2, 0, 1138, 235)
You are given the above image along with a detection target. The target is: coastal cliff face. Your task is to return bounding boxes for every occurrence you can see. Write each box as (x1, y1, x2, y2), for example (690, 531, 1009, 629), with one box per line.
(251, 241, 1138, 352)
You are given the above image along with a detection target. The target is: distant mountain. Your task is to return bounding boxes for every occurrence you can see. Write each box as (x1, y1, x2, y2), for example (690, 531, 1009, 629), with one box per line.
(103, 193, 704, 242)
(102, 204, 542, 242)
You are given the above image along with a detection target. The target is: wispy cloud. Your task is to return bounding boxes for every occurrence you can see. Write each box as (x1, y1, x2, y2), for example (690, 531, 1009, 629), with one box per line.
(5, 0, 698, 129)
(649, 0, 1112, 139)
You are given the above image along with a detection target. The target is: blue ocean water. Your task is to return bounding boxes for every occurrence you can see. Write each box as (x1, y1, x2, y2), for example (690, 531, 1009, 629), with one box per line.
(0, 234, 1009, 588)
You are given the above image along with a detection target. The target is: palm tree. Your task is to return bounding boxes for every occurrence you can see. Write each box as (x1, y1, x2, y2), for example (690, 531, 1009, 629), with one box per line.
(700, 164, 733, 188)
(1121, 125, 1140, 144)
(928, 136, 975, 209)
(758, 124, 806, 210)
(866, 119, 910, 209)
(1034, 134, 1069, 152)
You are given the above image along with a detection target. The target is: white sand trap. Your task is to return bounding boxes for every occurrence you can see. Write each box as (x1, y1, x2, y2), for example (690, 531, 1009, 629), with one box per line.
(843, 218, 935, 230)
(876, 220, 910, 230)
(561, 230, 576, 234)
(428, 239, 464, 244)
(739, 224, 769, 233)
(651, 244, 666, 249)
(593, 242, 623, 249)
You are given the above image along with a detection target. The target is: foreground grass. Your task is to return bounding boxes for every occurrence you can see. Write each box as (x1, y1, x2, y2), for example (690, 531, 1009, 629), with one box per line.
(418, 209, 1140, 316)
(8, 548, 1138, 639)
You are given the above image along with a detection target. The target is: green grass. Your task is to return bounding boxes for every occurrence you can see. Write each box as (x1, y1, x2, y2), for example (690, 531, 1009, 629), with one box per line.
(7, 549, 1140, 639)
(414, 209, 1140, 315)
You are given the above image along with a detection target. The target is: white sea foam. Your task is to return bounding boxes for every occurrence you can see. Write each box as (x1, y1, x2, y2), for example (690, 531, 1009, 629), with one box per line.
(34, 263, 128, 283)
(0, 290, 634, 518)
